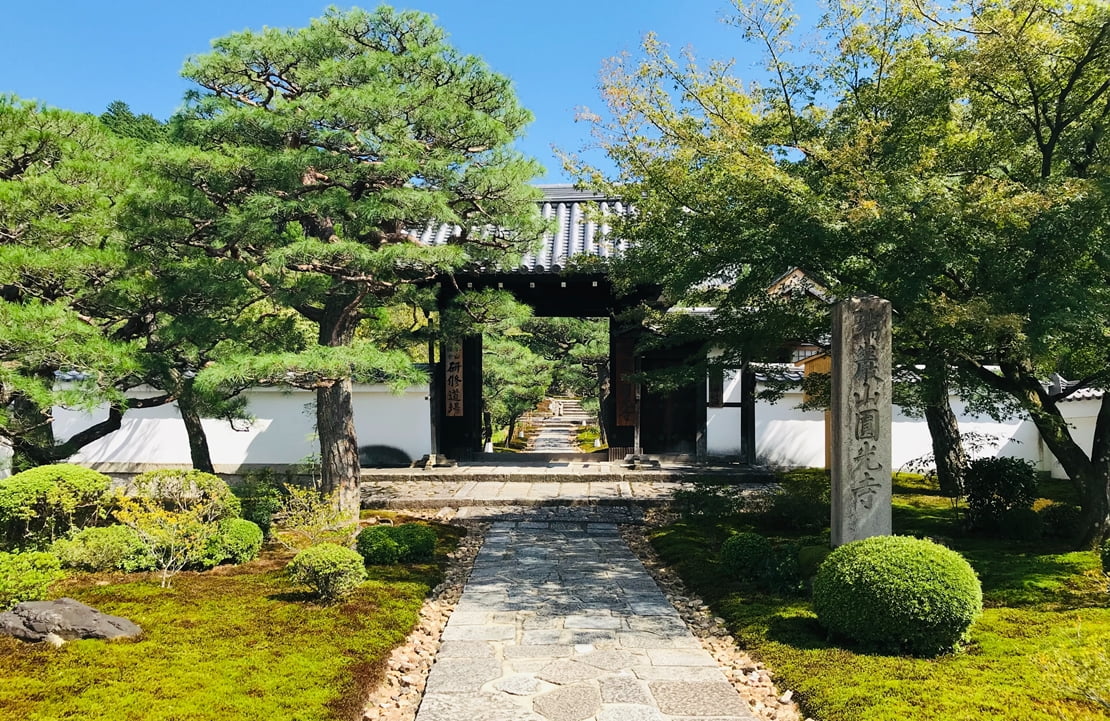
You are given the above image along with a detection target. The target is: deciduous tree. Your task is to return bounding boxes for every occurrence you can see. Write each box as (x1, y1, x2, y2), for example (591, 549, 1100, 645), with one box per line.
(574, 0, 1110, 545)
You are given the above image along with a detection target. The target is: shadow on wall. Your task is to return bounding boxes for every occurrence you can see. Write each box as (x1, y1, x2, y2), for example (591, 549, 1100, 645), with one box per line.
(358, 445, 412, 468)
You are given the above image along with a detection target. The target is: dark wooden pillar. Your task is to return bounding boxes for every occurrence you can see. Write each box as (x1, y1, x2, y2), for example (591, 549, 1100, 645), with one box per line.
(740, 366, 757, 465)
(440, 334, 484, 459)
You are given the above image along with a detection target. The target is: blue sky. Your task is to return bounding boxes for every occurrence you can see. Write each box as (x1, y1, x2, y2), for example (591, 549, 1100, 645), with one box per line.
(0, 1, 818, 182)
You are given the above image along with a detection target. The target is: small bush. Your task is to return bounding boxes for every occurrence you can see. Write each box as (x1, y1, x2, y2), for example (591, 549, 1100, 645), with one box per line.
(197, 518, 264, 568)
(287, 543, 366, 603)
(963, 457, 1038, 531)
(720, 532, 773, 578)
(232, 469, 286, 536)
(760, 542, 803, 594)
(51, 524, 156, 573)
(998, 507, 1044, 541)
(113, 474, 231, 588)
(1039, 503, 1083, 540)
(356, 526, 401, 565)
(798, 544, 832, 579)
(272, 485, 354, 550)
(0, 464, 112, 548)
(813, 535, 983, 657)
(0, 551, 65, 610)
(763, 469, 830, 533)
(128, 469, 240, 522)
(391, 523, 437, 563)
(356, 523, 437, 565)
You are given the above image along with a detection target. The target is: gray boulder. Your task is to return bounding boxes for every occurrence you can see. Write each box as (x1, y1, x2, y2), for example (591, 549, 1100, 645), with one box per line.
(0, 598, 141, 643)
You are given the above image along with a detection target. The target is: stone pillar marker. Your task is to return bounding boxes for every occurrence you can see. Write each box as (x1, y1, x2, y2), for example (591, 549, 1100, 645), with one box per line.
(831, 296, 892, 546)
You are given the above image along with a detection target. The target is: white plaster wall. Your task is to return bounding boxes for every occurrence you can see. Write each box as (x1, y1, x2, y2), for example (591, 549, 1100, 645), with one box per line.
(706, 380, 1098, 474)
(755, 397, 826, 467)
(1049, 400, 1100, 479)
(705, 370, 744, 455)
(54, 384, 430, 471)
(0, 439, 12, 479)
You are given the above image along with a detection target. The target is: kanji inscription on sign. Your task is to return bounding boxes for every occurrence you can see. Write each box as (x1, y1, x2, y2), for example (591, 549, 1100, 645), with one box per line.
(445, 345, 463, 417)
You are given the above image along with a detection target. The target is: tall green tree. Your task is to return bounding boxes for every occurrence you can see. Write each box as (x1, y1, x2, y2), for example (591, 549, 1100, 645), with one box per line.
(482, 336, 553, 447)
(520, 317, 610, 440)
(131, 7, 544, 517)
(0, 96, 148, 469)
(575, 0, 1110, 545)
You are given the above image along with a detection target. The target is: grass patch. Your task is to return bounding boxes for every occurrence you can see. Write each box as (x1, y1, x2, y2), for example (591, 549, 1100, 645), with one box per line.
(0, 522, 463, 721)
(653, 473, 1110, 721)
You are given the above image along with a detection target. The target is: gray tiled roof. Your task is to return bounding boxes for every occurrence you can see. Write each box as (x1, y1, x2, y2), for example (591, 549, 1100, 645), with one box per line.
(1060, 386, 1105, 402)
(418, 184, 630, 273)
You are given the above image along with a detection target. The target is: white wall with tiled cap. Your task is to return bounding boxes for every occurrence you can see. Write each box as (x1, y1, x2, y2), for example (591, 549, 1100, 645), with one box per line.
(706, 374, 1100, 478)
(52, 383, 430, 473)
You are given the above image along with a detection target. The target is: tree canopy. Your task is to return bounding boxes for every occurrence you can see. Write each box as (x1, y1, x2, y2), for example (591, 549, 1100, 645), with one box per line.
(574, 0, 1110, 545)
(126, 6, 546, 516)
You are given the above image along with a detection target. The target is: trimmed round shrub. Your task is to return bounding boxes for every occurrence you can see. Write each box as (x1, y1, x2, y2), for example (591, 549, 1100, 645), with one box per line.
(51, 524, 156, 573)
(998, 507, 1043, 542)
(392, 523, 437, 563)
(1038, 503, 1082, 540)
(720, 532, 773, 579)
(287, 543, 367, 603)
(963, 457, 1038, 531)
(197, 518, 264, 568)
(129, 469, 241, 523)
(356, 526, 401, 565)
(0, 464, 112, 547)
(813, 535, 983, 657)
(0, 551, 65, 610)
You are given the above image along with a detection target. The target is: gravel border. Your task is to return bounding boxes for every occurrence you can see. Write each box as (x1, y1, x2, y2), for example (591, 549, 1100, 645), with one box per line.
(362, 513, 489, 721)
(620, 510, 814, 721)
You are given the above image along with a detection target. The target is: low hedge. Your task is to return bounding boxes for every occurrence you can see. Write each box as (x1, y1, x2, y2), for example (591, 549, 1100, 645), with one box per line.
(356, 523, 436, 565)
(0, 464, 112, 548)
(0, 550, 65, 610)
(813, 535, 983, 657)
(52, 524, 156, 573)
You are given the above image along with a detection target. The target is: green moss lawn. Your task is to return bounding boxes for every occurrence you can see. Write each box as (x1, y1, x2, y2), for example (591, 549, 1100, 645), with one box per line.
(652, 472, 1110, 721)
(0, 521, 464, 721)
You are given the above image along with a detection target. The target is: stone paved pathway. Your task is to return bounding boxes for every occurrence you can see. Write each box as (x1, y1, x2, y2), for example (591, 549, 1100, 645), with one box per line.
(414, 515, 758, 721)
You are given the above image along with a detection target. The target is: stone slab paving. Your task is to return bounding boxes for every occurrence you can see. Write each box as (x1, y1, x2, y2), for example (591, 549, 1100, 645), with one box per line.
(414, 514, 758, 721)
(360, 478, 689, 509)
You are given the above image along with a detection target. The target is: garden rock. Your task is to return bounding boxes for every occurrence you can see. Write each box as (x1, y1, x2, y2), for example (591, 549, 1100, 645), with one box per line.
(0, 597, 141, 643)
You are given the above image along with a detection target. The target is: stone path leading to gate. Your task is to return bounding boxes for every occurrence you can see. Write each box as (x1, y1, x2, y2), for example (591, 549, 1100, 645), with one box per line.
(414, 516, 758, 721)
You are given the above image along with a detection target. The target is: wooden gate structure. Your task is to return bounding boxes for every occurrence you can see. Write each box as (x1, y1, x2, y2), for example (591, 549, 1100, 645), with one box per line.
(422, 185, 757, 463)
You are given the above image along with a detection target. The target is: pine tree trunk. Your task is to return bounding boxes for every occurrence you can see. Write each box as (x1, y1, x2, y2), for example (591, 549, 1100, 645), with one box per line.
(920, 364, 967, 500)
(596, 361, 609, 446)
(317, 378, 362, 523)
(179, 380, 214, 473)
(313, 293, 364, 524)
(507, 418, 517, 449)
